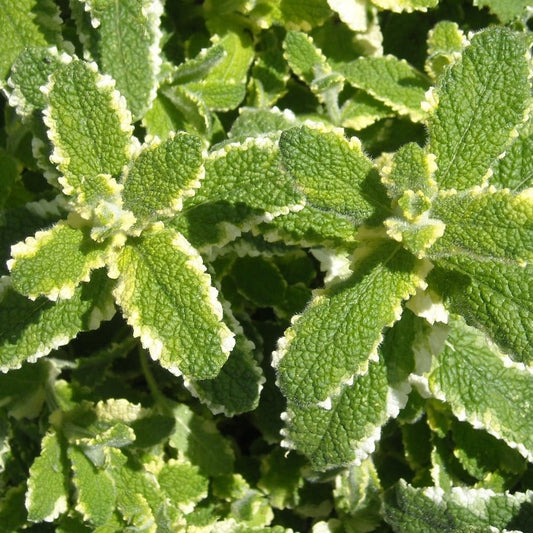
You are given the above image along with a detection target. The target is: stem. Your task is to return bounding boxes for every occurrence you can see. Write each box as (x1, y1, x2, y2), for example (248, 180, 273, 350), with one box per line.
(139, 348, 170, 412)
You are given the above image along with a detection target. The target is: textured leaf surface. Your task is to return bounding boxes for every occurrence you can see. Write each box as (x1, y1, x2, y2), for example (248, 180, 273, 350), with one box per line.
(9, 222, 108, 300)
(44, 59, 134, 193)
(384, 480, 533, 532)
(429, 317, 533, 461)
(371, 0, 438, 12)
(81, 0, 163, 119)
(26, 431, 68, 522)
(474, 0, 532, 22)
(283, 31, 330, 86)
(428, 27, 530, 190)
(425, 21, 465, 81)
(283, 358, 390, 470)
(0, 270, 115, 371)
(340, 56, 429, 122)
(275, 243, 426, 406)
(111, 226, 234, 379)
(122, 132, 204, 222)
(279, 125, 386, 224)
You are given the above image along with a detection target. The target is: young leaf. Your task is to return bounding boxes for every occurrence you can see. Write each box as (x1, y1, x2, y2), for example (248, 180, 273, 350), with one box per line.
(77, 0, 163, 120)
(26, 431, 69, 522)
(428, 27, 530, 191)
(8, 222, 108, 301)
(428, 317, 533, 461)
(110, 225, 234, 379)
(275, 242, 428, 407)
(122, 132, 205, 223)
(425, 21, 466, 81)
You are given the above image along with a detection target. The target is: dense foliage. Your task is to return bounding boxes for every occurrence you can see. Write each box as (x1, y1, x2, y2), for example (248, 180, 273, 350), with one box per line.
(0, 0, 532, 531)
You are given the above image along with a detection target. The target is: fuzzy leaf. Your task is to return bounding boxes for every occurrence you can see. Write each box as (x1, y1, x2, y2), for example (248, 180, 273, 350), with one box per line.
(428, 27, 530, 191)
(428, 317, 533, 461)
(44, 59, 134, 194)
(80, 0, 163, 119)
(111, 226, 234, 379)
(277, 0, 331, 30)
(68, 445, 116, 526)
(229, 108, 299, 139)
(26, 431, 69, 522)
(371, 0, 438, 12)
(474, 0, 532, 22)
(9, 221, 108, 301)
(283, 31, 330, 86)
(172, 43, 226, 85)
(122, 132, 204, 222)
(340, 92, 394, 131)
(283, 357, 391, 470)
(0, 270, 115, 371)
(384, 480, 533, 531)
(275, 242, 427, 407)
(340, 56, 430, 122)
(0, 0, 62, 81)
(425, 21, 465, 81)
(279, 125, 386, 225)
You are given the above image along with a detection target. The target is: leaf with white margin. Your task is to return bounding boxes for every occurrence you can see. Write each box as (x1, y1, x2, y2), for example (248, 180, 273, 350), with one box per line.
(283, 31, 330, 86)
(68, 445, 115, 527)
(428, 27, 530, 191)
(43, 59, 134, 195)
(340, 92, 394, 131)
(339, 56, 430, 122)
(0, 269, 115, 372)
(80, 0, 163, 120)
(229, 107, 300, 140)
(279, 125, 389, 225)
(157, 459, 208, 514)
(327, 0, 368, 32)
(282, 357, 391, 471)
(8, 221, 109, 300)
(425, 21, 466, 81)
(26, 431, 69, 522)
(474, 0, 532, 22)
(0, 0, 62, 81)
(371, 0, 438, 12)
(384, 479, 533, 532)
(429, 316, 533, 461)
(172, 43, 226, 85)
(122, 132, 204, 223)
(110, 225, 234, 380)
(275, 241, 428, 407)
(490, 117, 533, 192)
(428, 188, 532, 266)
(173, 136, 303, 250)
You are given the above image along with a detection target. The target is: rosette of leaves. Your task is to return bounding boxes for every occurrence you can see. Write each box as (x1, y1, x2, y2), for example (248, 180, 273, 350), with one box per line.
(271, 24, 533, 492)
(2, 54, 237, 386)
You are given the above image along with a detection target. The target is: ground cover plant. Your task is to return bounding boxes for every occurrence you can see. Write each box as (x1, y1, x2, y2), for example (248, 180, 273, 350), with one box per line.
(0, 0, 532, 531)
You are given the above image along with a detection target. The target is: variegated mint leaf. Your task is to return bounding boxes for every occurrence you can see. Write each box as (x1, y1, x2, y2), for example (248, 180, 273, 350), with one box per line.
(425, 21, 466, 81)
(229, 107, 299, 140)
(173, 136, 303, 250)
(371, 0, 438, 12)
(384, 480, 533, 532)
(340, 92, 394, 131)
(474, 0, 532, 22)
(43, 58, 135, 195)
(8, 221, 109, 301)
(274, 242, 428, 407)
(0, 269, 115, 371)
(490, 117, 533, 192)
(428, 316, 533, 461)
(172, 43, 226, 85)
(25, 430, 69, 522)
(122, 132, 205, 224)
(79, 0, 163, 120)
(327, 0, 369, 32)
(0, 0, 63, 82)
(279, 125, 388, 226)
(110, 225, 234, 379)
(68, 445, 116, 527)
(428, 27, 531, 191)
(273, 0, 331, 31)
(339, 56, 430, 122)
(282, 357, 391, 470)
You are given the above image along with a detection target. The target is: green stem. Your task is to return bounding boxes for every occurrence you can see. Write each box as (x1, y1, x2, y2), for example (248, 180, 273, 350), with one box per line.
(139, 348, 170, 412)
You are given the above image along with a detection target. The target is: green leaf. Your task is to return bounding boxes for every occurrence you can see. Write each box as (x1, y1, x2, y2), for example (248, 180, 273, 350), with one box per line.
(428, 317, 533, 461)
(169, 403, 235, 477)
(0, 269, 115, 371)
(43, 59, 134, 194)
(172, 43, 226, 85)
(282, 357, 391, 470)
(371, 0, 438, 12)
(26, 431, 69, 522)
(122, 132, 205, 223)
(279, 125, 386, 225)
(283, 31, 330, 86)
(277, 0, 331, 30)
(229, 108, 299, 139)
(473, 0, 532, 22)
(157, 459, 209, 513)
(425, 21, 466, 81)
(428, 27, 530, 191)
(8, 221, 108, 301)
(340, 92, 394, 131)
(68, 445, 116, 526)
(79, 0, 163, 120)
(384, 480, 533, 532)
(0, 0, 62, 82)
(275, 242, 427, 407)
(339, 56, 430, 122)
(327, 0, 369, 32)
(110, 225, 234, 379)
(0, 148, 20, 209)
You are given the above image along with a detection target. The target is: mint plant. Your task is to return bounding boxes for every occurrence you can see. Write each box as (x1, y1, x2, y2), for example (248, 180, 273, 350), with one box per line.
(0, 1, 532, 531)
